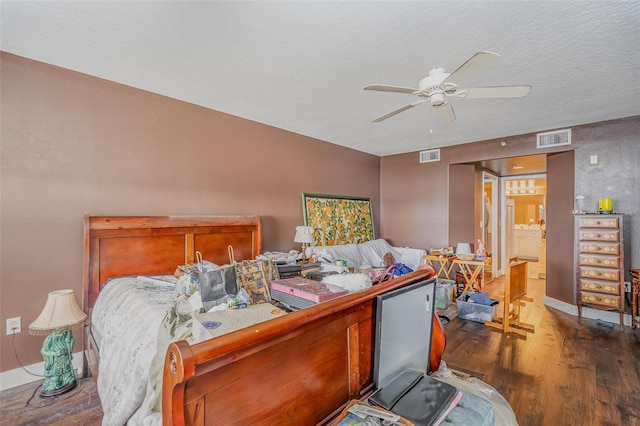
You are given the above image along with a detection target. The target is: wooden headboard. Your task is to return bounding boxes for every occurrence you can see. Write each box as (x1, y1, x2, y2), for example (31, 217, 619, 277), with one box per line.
(82, 215, 262, 311)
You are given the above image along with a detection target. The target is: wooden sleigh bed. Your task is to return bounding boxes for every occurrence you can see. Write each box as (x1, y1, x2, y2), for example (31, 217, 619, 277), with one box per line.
(83, 214, 435, 425)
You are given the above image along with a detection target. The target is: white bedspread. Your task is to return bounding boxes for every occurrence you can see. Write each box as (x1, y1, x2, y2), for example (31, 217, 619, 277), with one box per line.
(92, 276, 177, 426)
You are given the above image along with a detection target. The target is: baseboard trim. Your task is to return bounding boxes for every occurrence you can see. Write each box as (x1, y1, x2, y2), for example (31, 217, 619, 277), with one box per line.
(544, 296, 632, 327)
(0, 351, 84, 391)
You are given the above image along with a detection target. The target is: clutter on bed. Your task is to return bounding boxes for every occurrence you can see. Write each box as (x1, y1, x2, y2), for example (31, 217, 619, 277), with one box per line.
(232, 259, 272, 304)
(321, 272, 372, 293)
(192, 303, 287, 343)
(269, 276, 349, 310)
(371, 264, 396, 284)
(228, 246, 275, 304)
(198, 265, 239, 311)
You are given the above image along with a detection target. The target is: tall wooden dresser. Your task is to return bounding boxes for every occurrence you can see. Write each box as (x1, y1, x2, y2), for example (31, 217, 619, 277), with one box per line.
(575, 214, 624, 329)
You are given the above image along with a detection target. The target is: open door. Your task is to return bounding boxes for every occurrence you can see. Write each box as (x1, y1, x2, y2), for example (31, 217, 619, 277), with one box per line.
(483, 172, 498, 283)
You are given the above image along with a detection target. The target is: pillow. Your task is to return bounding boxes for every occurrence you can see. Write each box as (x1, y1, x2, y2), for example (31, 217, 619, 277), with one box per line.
(175, 273, 199, 296)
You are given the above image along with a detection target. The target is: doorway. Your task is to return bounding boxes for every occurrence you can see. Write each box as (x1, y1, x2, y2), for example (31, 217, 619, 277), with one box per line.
(503, 175, 547, 280)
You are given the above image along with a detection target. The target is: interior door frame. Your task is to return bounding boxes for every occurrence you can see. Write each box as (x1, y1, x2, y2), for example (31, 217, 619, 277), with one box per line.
(503, 196, 515, 277)
(482, 171, 499, 279)
(501, 173, 547, 273)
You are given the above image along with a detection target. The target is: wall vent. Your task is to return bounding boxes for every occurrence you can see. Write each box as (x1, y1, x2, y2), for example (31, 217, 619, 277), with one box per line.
(419, 149, 440, 163)
(537, 128, 571, 149)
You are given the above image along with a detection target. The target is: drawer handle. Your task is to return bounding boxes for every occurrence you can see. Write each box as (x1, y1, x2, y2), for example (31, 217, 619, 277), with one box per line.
(596, 247, 602, 251)
(596, 234, 601, 238)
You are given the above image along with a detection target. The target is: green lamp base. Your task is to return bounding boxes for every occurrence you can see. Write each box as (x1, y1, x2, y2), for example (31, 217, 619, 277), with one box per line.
(40, 379, 77, 397)
(40, 328, 77, 398)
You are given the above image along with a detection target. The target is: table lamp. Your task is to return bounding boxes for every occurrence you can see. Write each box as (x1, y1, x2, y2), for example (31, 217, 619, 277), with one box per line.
(294, 225, 314, 263)
(29, 289, 88, 397)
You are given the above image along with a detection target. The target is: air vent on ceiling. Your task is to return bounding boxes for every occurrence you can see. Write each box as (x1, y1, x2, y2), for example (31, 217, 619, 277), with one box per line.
(537, 128, 571, 149)
(419, 149, 440, 163)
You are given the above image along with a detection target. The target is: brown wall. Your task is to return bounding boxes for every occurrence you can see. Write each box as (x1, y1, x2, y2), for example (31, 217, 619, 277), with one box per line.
(0, 53, 380, 372)
(381, 117, 640, 307)
(448, 164, 476, 249)
(546, 151, 575, 302)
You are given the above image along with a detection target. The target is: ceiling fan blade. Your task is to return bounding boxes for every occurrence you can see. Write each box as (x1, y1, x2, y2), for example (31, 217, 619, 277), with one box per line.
(443, 51, 500, 86)
(364, 84, 419, 95)
(457, 85, 532, 99)
(433, 102, 456, 124)
(371, 100, 428, 122)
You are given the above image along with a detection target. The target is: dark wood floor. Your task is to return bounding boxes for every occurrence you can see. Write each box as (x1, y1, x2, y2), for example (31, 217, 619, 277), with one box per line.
(1, 272, 639, 425)
(0, 377, 102, 426)
(444, 273, 640, 426)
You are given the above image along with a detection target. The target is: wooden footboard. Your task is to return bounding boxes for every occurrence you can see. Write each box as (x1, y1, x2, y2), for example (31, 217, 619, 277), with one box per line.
(163, 269, 435, 425)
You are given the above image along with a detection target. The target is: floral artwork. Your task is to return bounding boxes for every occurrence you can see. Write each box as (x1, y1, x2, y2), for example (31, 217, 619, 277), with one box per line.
(302, 193, 375, 246)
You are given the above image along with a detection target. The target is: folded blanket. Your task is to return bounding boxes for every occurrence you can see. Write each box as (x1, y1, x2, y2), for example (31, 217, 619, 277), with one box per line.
(468, 292, 499, 306)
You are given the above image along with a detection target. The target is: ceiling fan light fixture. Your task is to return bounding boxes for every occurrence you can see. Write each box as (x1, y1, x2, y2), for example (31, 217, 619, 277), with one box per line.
(430, 93, 445, 106)
(364, 51, 531, 124)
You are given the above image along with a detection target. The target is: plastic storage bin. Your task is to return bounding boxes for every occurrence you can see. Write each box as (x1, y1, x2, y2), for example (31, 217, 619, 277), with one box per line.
(456, 291, 496, 323)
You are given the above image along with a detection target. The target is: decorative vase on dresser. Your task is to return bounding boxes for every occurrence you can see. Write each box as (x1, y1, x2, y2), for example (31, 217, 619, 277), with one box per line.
(575, 214, 624, 329)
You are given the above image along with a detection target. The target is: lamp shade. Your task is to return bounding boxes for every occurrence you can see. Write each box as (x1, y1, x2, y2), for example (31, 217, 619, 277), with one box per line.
(29, 289, 88, 336)
(294, 226, 314, 244)
(455, 242, 472, 255)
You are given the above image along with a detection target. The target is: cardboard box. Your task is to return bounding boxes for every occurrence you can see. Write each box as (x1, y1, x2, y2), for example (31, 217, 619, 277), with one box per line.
(456, 292, 496, 323)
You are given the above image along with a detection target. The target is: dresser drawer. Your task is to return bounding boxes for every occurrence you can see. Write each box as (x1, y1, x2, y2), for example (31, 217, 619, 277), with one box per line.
(579, 291, 621, 309)
(579, 279, 621, 296)
(579, 255, 621, 268)
(579, 242, 620, 255)
(578, 229, 620, 242)
(579, 266, 620, 282)
(578, 216, 619, 229)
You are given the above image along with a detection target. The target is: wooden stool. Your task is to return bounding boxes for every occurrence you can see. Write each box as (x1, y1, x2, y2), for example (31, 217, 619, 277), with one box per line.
(486, 259, 535, 336)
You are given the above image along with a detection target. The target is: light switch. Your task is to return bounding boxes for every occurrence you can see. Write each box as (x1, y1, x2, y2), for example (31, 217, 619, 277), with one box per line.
(589, 155, 598, 165)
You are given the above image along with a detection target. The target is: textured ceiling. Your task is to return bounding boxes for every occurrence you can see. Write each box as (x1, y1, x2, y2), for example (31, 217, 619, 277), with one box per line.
(2, 1, 639, 156)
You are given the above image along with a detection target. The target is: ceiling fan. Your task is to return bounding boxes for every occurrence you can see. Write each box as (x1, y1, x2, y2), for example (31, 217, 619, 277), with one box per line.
(365, 51, 531, 124)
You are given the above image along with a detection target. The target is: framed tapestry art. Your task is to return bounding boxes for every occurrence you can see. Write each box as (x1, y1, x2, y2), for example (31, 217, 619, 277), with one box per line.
(302, 193, 375, 246)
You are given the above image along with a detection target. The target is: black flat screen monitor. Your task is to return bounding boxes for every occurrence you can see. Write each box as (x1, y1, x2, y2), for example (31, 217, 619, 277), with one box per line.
(373, 276, 437, 390)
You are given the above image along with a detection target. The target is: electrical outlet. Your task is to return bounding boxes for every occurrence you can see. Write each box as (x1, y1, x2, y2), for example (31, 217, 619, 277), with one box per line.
(6, 317, 21, 335)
